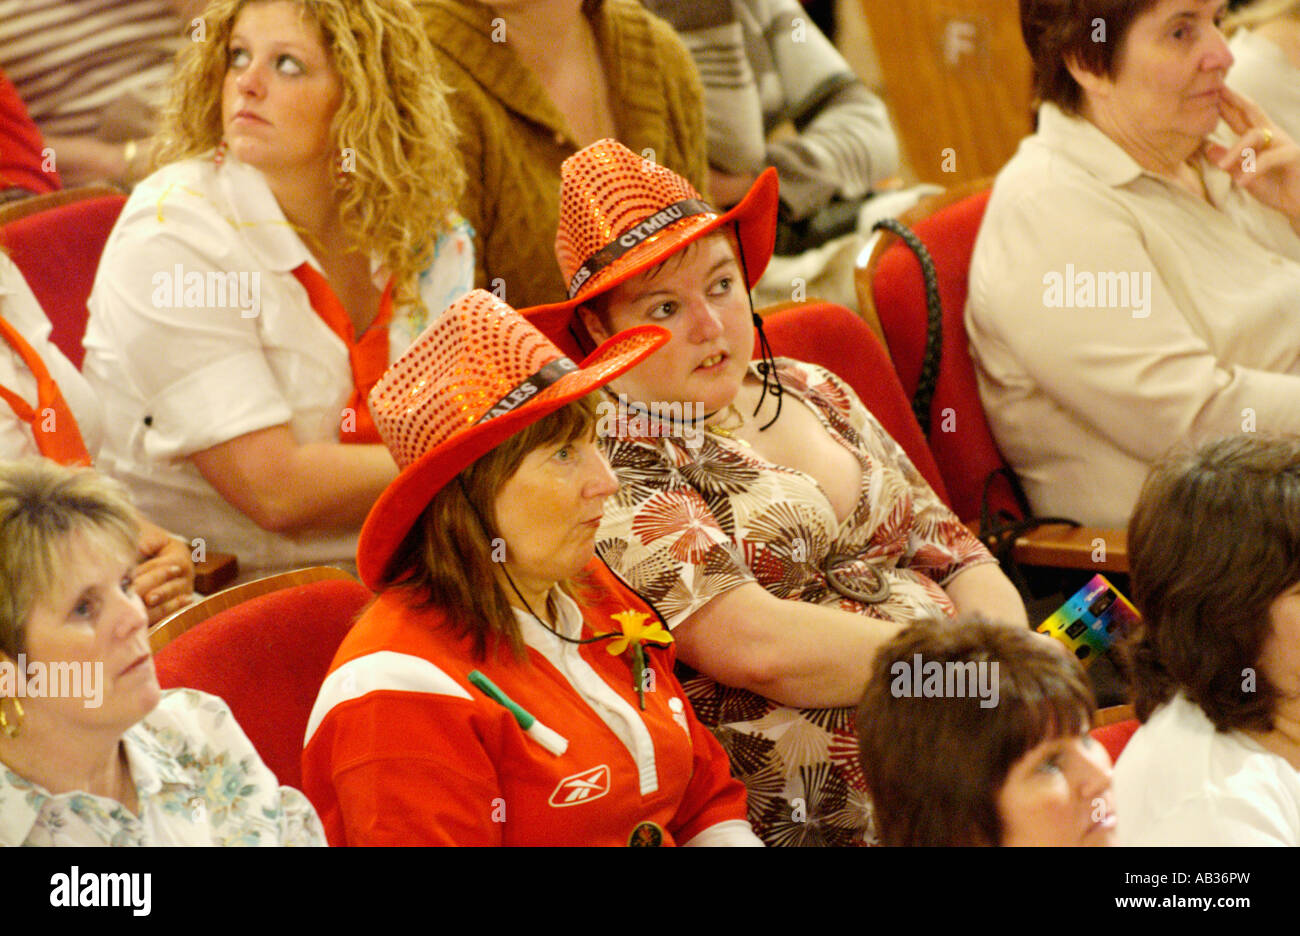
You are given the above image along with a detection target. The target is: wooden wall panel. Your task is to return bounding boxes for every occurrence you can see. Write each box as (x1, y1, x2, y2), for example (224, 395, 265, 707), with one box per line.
(859, 0, 1035, 184)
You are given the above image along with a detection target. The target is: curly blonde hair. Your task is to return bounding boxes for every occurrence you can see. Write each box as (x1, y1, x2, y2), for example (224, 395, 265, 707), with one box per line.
(156, 0, 465, 312)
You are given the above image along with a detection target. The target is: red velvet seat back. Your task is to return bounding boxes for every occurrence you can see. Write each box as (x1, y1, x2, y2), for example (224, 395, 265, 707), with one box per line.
(1, 193, 126, 368)
(870, 189, 1021, 523)
(1090, 718, 1140, 765)
(761, 301, 950, 505)
(154, 579, 372, 790)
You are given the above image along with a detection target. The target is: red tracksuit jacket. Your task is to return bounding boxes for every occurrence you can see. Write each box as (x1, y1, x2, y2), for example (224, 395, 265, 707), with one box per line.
(302, 560, 756, 846)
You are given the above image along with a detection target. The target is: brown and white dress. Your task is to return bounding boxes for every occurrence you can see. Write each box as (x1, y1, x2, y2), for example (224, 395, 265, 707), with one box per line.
(596, 358, 996, 845)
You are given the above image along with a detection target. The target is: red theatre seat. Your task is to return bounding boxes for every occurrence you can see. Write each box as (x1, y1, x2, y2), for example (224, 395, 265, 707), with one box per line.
(1091, 718, 1140, 764)
(868, 187, 1018, 523)
(760, 301, 950, 504)
(154, 578, 372, 790)
(0, 190, 126, 368)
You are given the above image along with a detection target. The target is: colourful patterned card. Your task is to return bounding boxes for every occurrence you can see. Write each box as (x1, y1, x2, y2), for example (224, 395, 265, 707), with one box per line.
(1036, 574, 1141, 668)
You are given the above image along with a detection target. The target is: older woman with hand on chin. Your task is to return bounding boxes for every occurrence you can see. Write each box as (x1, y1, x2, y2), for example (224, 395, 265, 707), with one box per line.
(0, 459, 323, 846)
(525, 140, 1027, 846)
(83, 0, 473, 579)
(968, 0, 1300, 530)
(302, 290, 760, 846)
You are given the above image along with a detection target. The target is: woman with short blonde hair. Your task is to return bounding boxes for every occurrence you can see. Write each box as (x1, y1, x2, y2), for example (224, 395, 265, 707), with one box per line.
(0, 459, 323, 846)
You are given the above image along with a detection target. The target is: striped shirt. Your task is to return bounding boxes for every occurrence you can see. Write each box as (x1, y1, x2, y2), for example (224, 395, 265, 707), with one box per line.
(643, 0, 899, 220)
(0, 0, 184, 138)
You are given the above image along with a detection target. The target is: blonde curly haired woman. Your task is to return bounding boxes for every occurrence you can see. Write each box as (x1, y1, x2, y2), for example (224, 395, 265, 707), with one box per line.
(83, 0, 474, 578)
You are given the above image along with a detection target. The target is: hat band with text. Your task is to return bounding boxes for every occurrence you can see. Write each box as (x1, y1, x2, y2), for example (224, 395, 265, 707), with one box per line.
(476, 357, 578, 424)
(567, 198, 716, 298)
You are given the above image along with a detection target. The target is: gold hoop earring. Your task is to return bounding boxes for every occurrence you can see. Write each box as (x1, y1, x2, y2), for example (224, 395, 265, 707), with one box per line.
(0, 697, 24, 739)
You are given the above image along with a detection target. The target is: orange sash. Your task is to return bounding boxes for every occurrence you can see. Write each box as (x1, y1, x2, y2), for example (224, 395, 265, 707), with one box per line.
(291, 264, 393, 445)
(0, 315, 91, 466)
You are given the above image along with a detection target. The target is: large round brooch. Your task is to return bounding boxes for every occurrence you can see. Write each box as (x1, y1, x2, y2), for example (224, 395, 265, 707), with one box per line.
(823, 554, 892, 604)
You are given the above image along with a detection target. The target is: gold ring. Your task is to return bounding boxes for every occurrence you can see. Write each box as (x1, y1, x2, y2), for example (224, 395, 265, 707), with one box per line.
(1261, 128, 1273, 148)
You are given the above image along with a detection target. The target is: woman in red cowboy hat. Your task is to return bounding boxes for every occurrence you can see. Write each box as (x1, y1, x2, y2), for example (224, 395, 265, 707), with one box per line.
(301, 289, 761, 846)
(525, 139, 1029, 846)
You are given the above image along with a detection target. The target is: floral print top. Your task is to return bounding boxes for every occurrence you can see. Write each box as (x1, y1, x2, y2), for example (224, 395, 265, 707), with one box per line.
(0, 689, 325, 846)
(597, 358, 995, 845)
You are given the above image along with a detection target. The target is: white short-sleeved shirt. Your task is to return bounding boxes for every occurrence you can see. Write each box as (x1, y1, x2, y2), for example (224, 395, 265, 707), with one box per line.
(0, 252, 103, 460)
(1113, 694, 1300, 845)
(967, 103, 1300, 528)
(82, 156, 474, 575)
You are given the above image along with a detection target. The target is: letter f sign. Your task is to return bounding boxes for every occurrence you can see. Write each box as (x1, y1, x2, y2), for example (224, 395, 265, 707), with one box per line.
(943, 20, 977, 67)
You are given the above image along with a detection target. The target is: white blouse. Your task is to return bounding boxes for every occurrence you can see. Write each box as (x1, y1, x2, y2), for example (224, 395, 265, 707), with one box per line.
(0, 689, 325, 846)
(82, 155, 474, 576)
(967, 103, 1300, 528)
(0, 252, 104, 460)
(1114, 694, 1300, 846)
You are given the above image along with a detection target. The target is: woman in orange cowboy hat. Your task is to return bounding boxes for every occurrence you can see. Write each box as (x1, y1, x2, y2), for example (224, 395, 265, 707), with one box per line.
(301, 288, 761, 847)
(525, 140, 1029, 846)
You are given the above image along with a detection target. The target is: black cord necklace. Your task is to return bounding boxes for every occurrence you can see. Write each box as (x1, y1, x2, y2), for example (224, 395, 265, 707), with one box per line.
(457, 477, 617, 647)
(732, 223, 784, 431)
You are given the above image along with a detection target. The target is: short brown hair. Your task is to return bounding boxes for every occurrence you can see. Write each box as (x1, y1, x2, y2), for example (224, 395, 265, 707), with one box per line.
(1126, 434, 1300, 733)
(1020, 0, 1161, 113)
(379, 397, 599, 660)
(0, 460, 139, 659)
(857, 616, 1094, 846)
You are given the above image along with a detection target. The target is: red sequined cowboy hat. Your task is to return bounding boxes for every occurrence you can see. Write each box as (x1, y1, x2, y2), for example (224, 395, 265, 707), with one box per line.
(356, 288, 668, 589)
(523, 139, 779, 357)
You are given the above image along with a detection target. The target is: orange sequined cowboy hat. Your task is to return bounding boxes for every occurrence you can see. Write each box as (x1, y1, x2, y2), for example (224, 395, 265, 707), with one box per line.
(356, 288, 668, 590)
(523, 139, 779, 357)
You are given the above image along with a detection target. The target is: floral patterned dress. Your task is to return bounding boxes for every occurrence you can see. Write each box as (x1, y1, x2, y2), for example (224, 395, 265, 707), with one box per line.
(597, 359, 995, 845)
(0, 689, 324, 846)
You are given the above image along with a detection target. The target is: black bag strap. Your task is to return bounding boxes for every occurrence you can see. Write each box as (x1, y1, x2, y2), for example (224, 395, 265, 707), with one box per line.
(870, 216, 942, 436)
(871, 217, 1082, 598)
(977, 467, 1080, 596)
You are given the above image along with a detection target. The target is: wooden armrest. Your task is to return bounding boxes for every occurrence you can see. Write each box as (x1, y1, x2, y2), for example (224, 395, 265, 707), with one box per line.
(194, 551, 239, 594)
(1012, 524, 1128, 574)
(1094, 703, 1136, 728)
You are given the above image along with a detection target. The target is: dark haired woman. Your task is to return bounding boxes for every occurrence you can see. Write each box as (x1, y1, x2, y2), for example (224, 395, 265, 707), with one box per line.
(302, 290, 760, 846)
(857, 616, 1114, 846)
(1115, 434, 1300, 845)
(968, 0, 1300, 530)
(525, 138, 1027, 846)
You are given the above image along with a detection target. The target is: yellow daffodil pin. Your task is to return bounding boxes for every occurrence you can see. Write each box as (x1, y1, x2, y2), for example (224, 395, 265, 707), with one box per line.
(604, 610, 672, 709)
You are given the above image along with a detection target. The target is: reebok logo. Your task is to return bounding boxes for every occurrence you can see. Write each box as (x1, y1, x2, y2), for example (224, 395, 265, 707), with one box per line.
(548, 765, 610, 807)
